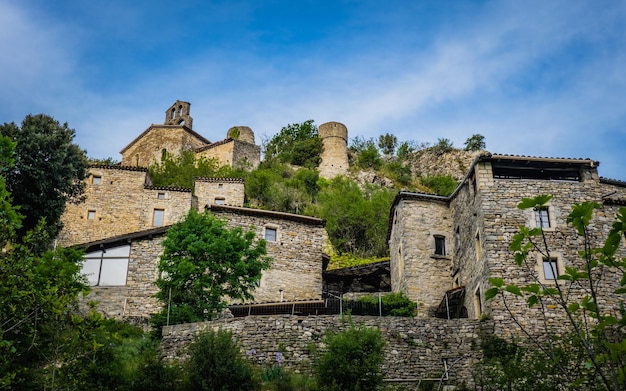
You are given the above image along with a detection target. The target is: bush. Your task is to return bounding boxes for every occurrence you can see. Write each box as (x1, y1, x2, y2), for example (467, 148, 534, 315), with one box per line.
(185, 329, 256, 391)
(314, 324, 384, 390)
(359, 292, 417, 317)
(420, 174, 458, 196)
(430, 138, 454, 156)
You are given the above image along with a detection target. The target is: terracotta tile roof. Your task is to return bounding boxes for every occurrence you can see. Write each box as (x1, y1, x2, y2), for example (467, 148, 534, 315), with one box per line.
(206, 204, 325, 226)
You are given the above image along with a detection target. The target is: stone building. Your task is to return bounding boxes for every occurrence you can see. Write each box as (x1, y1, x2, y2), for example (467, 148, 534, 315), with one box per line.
(388, 153, 626, 332)
(120, 100, 260, 169)
(57, 166, 244, 247)
(318, 121, 349, 179)
(74, 205, 325, 319)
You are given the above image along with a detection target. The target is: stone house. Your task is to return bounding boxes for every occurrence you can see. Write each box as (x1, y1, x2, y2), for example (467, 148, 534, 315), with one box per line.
(72, 199, 326, 320)
(388, 153, 626, 333)
(120, 100, 261, 169)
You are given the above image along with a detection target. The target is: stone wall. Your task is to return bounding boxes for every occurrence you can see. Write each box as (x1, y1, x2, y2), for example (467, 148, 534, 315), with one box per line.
(194, 177, 245, 208)
(58, 166, 194, 247)
(160, 315, 490, 387)
(389, 196, 453, 316)
(80, 235, 164, 318)
(121, 125, 207, 167)
(208, 206, 326, 303)
(197, 139, 261, 169)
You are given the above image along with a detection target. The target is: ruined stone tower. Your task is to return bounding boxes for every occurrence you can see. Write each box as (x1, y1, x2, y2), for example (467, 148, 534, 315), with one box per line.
(165, 100, 193, 128)
(227, 126, 255, 144)
(318, 121, 349, 179)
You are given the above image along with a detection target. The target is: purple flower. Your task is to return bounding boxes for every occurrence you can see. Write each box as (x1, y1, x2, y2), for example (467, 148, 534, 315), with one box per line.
(275, 352, 283, 365)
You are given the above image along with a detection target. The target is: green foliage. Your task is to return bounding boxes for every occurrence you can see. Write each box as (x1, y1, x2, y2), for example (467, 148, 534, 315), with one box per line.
(463, 134, 486, 151)
(382, 161, 413, 188)
(315, 177, 395, 257)
(487, 194, 626, 390)
(326, 252, 388, 270)
(420, 174, 458, 196)
(314, 324, 385, 390)
(265, 120, 323, 168)
(430, 138, 454, 156)
(350, 136, 382, 170)
(152, 210, 272, 331)
(0, 222, 89, 389)
(149, 149, 235, 189)
(358, 292, 417, 316)
(88, 156, 119, 165)
(185, 329, 255, 391)
(1, 114, 88, 241)
(377, 133, 398, 156)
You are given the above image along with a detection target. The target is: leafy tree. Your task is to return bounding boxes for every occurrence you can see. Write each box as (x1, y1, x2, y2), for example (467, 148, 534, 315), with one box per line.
(350, 136, 382, 170)
(152, 210, 272, 330)
(185, 329, 255, 391)
(486, 195, 626, 390)
(430, 137, 454, 156)
(1, 114, 88, 241)
(149, 149, 235, 189)
(264, 120, 322, 168)
(464, 133, 486, 151)
(315, 177, 395, 257)
(314, 324, 385, 390)
(377, 133, 398, 156)
(420, 174, 458, 196)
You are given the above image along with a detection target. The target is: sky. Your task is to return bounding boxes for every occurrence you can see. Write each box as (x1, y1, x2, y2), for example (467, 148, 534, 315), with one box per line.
(1, 0, 625, 180)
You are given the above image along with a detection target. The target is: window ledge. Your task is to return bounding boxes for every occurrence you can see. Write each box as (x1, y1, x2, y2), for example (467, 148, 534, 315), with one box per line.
(431, 254, 451, 260)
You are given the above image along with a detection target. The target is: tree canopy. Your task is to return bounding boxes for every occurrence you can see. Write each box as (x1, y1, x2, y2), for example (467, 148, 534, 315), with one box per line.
(264, 120, 323, 168)
(0, 114, 88, 241)
(464, 133, 486, 151)
(152, 210, 272, 328)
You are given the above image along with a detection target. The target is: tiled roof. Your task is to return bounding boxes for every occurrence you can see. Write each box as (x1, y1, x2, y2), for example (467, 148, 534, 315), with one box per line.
(119, 124, 211, 154)
(207, 204, 325, 225)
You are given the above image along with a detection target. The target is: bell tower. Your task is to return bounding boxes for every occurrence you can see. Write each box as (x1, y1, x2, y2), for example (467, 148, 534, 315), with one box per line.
(164, 100, 193, 128)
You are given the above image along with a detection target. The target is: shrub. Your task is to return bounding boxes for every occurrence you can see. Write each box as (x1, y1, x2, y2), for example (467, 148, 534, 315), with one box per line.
(420, 174, 458, 196)
(185, 329, 256, 391)
(314, 325, 384, 390)
(359, 292, 417, 317)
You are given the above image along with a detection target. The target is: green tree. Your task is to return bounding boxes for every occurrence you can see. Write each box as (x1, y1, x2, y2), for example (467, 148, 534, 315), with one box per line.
(1, 114, 88, 241)
(149, 149, 235, 189)
(264, 120, 322, 168)
(420, 174, 458, 196)
(377, 133, 398, 156)
(350, 136, 382, 170)
(315, 177, 395, 257)
(430, 138, 454, 156)
(152, 210, 272, 329)
(315, 324, 385, 391)
(185, 329, 255, 391)
(463, 133, 486, 151)
(486, 195, 626, 390)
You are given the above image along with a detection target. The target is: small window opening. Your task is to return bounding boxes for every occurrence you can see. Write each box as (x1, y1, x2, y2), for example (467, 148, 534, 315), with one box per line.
(153, 209, 164, 227)
(87, 210, 96, 220)
(218, 183, 223, 189)
(265, 227, 277, 242)
(535, 207, 551, 228)
(543, 257, 558, 280)
(157, 192, 165, 199)
(92, 175, 102, 185)
(475, 231, 481, 260)
(215, 197, 225, 205)
(474, 288, 482, 318)
(434, 235, 446, 256)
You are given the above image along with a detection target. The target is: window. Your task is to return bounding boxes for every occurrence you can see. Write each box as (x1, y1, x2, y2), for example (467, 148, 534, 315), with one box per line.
(474, 288, 482, 318)
(535, 207, 550, 228)
(81, 244, 130, 286)
(265, 227, 277, 242)
(92, 175, 102, 185)
(475, 231, 481, 260)
(543, 257, 558, 280)
(214, 197, 225, 205)
(454, 226, 460, 253)
(218, 183, 223, 189)
(87, 210, 96, 220)
(434, 235, 446, 256)
(157, 192, 165, 199)
(153, 209, 164, 227)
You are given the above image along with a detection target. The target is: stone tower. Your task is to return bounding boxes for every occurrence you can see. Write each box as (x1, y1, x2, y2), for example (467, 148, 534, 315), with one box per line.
(318, 121, 349, 179)
(227, 126, 255, 144)
(164, 100, 193, 128)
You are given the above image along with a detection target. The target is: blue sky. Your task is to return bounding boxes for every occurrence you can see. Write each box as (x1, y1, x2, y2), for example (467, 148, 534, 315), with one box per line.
(1, 0, 625, 179)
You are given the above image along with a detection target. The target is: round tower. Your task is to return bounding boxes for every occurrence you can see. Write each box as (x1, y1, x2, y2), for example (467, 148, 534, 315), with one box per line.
(318, 121, 349, 179)
(227, 126, 255, 144)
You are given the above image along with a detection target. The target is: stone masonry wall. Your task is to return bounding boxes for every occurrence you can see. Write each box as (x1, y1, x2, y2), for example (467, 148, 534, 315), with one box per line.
(197, 140, 235, 168)
(318, 121, 349, 179)
(194, 178, 245, 208)
(161, 315, 490, 387)
(476, 163, 626, 337)
(58, 166, 194, 247)
(208, 207, 326, 303)
(121, 126, 207, 167)
(80, 236, 164, 318)
(389, 197, 453, 317)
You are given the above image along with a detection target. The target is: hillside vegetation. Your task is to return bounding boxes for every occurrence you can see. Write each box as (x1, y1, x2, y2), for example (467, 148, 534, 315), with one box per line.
(148, 121, 485, 268)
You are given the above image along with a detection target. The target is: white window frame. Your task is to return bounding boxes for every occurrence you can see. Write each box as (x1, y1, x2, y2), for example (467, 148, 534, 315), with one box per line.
(82, 244, 130, 286)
